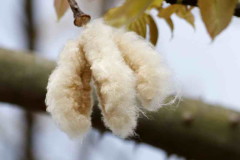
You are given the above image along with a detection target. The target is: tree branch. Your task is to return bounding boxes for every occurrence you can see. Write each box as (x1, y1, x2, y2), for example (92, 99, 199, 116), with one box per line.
(24, 0, 36, 159)
(1, 48, 240, 160)
(67, 0, 91, 27)
(165, 0, 240, 17)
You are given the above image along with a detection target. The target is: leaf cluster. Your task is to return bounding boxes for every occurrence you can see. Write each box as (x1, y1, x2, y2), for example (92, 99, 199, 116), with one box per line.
(54, 0, 238, 44)
(104, 0, 238, 43)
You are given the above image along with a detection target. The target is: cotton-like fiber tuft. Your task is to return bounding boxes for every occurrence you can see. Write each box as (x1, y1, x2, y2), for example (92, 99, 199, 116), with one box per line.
(46, 40, 92, 138)
(46, 18, 174, 139)
(80, 20, 138, 137)
(113, 30, 172, 111)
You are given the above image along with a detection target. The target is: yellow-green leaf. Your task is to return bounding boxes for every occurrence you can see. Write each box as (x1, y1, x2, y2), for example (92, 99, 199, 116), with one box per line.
(128, 13, 159, 45)
(137, 18, 147, 38)
(175, 6, 195, 28)
(129, 21, 142, 37)
(104, 0, 154, 27)
(164, 17, 174, 34)
(128, 15, 147, 38)
(54, 0, 69, 20)
(158, 4, 179, 18)
(148, 0, 163, 10)
(198, 0, 237, 40)
(158, 5, 195, 28)
(145, 15, 159, 45)
(128, 22, 137, 34)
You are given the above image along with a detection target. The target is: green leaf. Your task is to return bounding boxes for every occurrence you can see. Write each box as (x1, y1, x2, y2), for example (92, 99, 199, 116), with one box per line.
(198, 0, 237, 40)
(104, 0, 154, 27)
(54, 0, 69, 20)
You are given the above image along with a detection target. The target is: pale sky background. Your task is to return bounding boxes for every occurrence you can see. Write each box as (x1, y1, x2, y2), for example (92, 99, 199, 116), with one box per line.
(0, 0, 240, 160)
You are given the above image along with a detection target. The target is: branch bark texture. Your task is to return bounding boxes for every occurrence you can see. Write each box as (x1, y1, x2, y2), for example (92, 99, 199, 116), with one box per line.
(24, 0, 36, 159)
(1, 48, 240, 160)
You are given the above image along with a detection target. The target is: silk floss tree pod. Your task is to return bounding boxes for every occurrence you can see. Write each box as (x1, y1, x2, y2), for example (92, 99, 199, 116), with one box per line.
(46, 19, 174, 139)
(46, 40, 93, 138)
(113, 29, 172, 111)
(79, 20, 139, 138)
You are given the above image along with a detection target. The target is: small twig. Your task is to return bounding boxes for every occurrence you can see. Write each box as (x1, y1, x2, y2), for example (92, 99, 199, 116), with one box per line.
(67, 0, 91, 27)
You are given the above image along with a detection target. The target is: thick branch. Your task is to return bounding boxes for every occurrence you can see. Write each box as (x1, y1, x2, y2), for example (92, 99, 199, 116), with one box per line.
(165, 0, 240, 17)
(67, 0, 91, 27)
(1, 48, 240, 160)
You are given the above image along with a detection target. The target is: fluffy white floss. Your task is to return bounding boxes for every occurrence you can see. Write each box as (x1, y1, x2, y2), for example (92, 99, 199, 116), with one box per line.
(46, 40, 92, 138)
(80, 20, 138, 138)
(46, 19, 172, 139)
(113, 30, 171, 111)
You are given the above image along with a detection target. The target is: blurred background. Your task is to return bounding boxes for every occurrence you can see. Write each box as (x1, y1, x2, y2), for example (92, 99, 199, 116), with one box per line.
(1, 0, 240, 160)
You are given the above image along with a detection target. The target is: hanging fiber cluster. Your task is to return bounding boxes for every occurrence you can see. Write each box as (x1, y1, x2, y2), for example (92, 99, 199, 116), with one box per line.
(46, 19, 173, 138)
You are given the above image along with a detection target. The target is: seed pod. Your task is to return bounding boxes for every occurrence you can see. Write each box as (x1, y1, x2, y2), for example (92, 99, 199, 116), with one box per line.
(46, 40, 92, 138)
(114, 30, 171, 111)
(80, 20, 138, 138)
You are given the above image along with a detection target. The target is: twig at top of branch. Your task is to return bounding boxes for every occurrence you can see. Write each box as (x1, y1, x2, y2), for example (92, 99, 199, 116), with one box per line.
(67, 0, 91, 27)
(165, 0, 240, 17)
